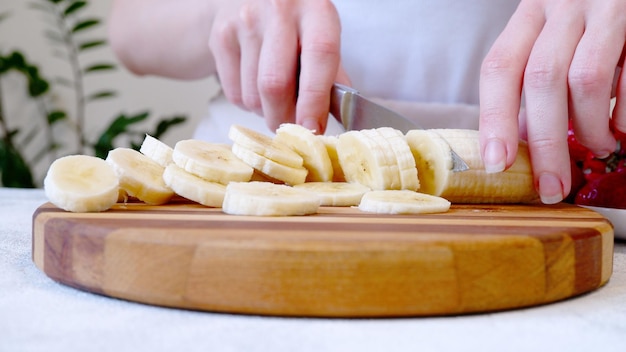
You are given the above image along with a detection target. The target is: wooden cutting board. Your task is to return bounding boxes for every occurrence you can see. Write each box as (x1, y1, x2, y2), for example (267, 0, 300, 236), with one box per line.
(32, 201, 614, 317)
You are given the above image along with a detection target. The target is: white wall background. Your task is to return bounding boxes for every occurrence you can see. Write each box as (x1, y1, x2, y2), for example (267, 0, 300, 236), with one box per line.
(0, 0, 220, 185)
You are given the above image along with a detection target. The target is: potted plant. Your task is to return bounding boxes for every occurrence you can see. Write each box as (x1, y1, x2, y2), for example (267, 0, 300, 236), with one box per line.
(0, 0, 186, 188)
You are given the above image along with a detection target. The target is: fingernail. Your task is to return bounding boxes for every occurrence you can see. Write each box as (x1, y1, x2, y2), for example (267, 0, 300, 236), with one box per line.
(539, 173, 564, 204)
(593, 149, 613, 160)
(483, 139, 506, 173)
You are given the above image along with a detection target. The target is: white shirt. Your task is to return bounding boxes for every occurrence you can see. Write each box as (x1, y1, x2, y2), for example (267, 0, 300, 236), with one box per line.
(194, 0, 520, 143)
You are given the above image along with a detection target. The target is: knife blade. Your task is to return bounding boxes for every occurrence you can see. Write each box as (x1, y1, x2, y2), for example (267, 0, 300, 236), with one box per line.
(329, 83, 469, 172)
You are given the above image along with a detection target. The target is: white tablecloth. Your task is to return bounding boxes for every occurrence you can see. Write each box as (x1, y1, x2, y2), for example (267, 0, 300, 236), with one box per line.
(1, 188, 625, 352)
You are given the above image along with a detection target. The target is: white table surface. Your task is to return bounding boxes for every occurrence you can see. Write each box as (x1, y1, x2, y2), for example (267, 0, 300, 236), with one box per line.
(2, 187, 625, 352)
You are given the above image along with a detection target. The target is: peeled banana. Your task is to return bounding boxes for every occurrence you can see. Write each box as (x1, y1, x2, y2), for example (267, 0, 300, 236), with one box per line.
(406, 129, 538, 204)
(318, 135, 346, 182)
(275, 123, 334, 182)
(377, 127, 420, 191)
(294, 181, 371, 206)
(140, 134, 174, 167)
(358, 190, 451, 214)
(336, 130, 393, 190)
(106, 147, 174, 205)
(228, 124, 303, 168)
(44, 125, 541, 215)
(163, 163, 226, 207)
(231, 143, 308, 185)
(172, 139, 253, 184)
(336, 128, 419, 191)
(223, 181, 320, 216)
(44, 155, 120, 212)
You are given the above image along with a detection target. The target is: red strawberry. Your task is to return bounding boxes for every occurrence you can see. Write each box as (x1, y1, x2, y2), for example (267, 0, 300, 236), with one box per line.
(582, 151, 609, 182)
(567, 120, 589, 162)
(617, 159, 626, 173)
(575, 169, 626, 209)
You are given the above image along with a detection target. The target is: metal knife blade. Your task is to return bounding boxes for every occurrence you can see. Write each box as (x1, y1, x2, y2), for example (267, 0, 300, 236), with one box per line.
(329, 83, 469, 172)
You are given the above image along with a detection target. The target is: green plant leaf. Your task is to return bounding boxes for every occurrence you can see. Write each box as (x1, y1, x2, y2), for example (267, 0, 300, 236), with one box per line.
(150, 116, 187, 139)
(78, 39, 106, 51)
(48, 110, 67, 124)
(0, 140, 36, 188)
(83, 63, 116, 74)
(93, 111, 150, 158)
(0, 56, 9, 73)
(71, 18, 99, 33)
(64, 1, 87, 17)
(46, 0, 65, 4)
(8, 51, 25, 68)
(87, 90, 117, 101)
(28, 77, 49, 97)
(1, 51, 50, 96)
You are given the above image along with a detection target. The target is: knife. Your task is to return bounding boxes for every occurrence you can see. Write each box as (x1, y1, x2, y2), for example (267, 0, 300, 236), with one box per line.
(329, 83, 469, 172)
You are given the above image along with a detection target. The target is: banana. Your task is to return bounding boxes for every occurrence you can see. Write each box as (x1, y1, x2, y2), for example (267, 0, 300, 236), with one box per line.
(274, 123, 334, 182)
(336, 130, 396, 190)
(360, 128, 402, 189)
(222, 181, 320, 216)
(376, 127, 420, 191)
(294, 182, 371, 206)
(139, 134, 174, 167)
(228, 124, 303, 169)
(46, 123, 542, 216)
(358, 190, 451, 214)
(172, 139, 253, 184)
(231, 143, 308, 185)
(106, 147, 174, 205)
(162, 163, 226, 207)
(318, 135, 346, 182)
(44, 155, 120, 212)
(406, 129, 539, 203)
(249, 169, 284, 183)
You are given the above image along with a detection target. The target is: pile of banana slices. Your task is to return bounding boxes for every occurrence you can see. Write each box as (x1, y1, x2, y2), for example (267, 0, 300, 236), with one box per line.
(43, 124, 538, 216)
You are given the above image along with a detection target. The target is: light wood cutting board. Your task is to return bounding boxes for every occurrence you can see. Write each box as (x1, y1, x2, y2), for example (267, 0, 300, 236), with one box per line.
(32, 201, 614, 317)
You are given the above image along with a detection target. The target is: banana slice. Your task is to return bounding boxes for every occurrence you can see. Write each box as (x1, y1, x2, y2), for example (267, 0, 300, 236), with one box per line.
(106, 147, 174, 205)
(406, 129, 538, 203)
(293, 182, 371, 206)
(249, 169, 284, 183)
(44, 155, 119, 212)
(223, 181, 320, 216)
(358, 190, 451, 214)
(274, 123, 333, 182)
(232, 143, 308, 185)
(172, 139, 253, 184)
(336, 130, 396, 190)
(139, 134, 174, 167)
(319, 135, 346, 182)
(377, 127, 420, 191)
(162, 164, 226, 207)
(360, 128, 402, 189)
(228, 124, 303, 169)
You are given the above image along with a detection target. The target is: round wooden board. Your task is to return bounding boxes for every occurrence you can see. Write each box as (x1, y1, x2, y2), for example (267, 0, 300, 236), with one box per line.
(32, 201, 614, 317)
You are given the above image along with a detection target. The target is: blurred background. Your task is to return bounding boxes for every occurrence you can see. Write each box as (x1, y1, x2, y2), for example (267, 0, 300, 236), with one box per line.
(0, 0, 220, 188)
